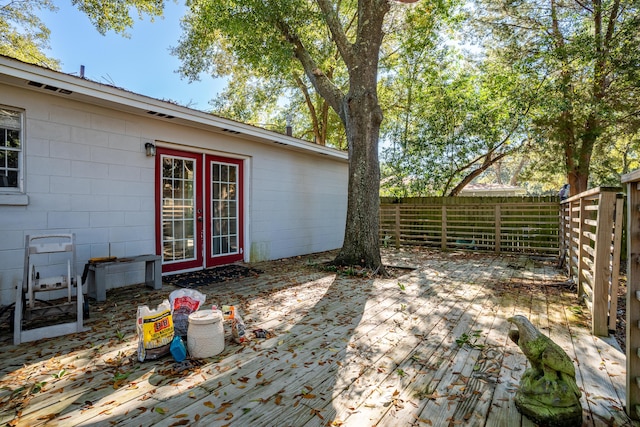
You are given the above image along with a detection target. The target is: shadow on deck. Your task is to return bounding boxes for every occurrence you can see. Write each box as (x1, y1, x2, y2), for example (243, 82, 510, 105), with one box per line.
(0, 248, 636, 426)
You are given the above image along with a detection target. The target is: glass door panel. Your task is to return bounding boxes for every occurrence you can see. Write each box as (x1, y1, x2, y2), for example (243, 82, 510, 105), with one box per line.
(156, 149, 203, 273)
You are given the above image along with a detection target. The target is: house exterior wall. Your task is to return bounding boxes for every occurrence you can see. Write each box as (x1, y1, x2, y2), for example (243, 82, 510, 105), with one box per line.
(0, 83, 347, 305)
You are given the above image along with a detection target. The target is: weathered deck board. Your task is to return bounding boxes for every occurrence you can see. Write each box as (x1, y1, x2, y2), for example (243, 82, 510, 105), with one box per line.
(0, 249, 636, 427)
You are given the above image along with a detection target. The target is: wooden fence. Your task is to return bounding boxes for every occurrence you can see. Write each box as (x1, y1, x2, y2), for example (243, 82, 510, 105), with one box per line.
(622, 171, 640, 419)
(379, 196, 560, 255)
(559, 187, 624, 337)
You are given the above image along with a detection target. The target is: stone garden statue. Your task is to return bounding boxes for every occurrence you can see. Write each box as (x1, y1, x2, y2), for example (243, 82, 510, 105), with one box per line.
(508, 315, 582, 426)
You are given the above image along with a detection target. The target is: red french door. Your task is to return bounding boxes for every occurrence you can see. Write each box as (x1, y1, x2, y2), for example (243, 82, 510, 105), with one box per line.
(205, 155, 244, 266)
(156, 148, 243, 273)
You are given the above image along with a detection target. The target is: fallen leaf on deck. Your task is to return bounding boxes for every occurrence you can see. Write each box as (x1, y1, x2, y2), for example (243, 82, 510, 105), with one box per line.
(412, 414, 433, 425)
(310, 408, 324, 419)
(216, 402, 232, 413)
(37, 414, 58, 421)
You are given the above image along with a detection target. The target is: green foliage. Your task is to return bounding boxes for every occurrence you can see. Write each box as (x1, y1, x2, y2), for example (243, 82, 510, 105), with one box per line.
(172, 0, 351, 147)
(380, 48, 536, 196)
(51, 369, 66, 379)
(469, 0, 640, 193)
(2, 0, 163, 68)
(71, 0, 164, 36)
(455, 330, 485, 349)
(0, 0, 59, 68)
(31, 380, 47, 394)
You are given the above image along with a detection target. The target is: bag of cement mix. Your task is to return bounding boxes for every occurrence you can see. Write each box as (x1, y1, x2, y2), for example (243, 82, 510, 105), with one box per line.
(137, 300, 174, 362)
(169, 289, 206, 338)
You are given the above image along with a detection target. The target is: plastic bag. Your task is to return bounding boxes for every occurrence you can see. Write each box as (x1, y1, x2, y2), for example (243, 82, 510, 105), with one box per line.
(137, 300, 174, 362)
(221, 304, 246, 343)
(232, 313, 247, 343)
(169, 289, 206, 338)
(222, 305, 236, 320)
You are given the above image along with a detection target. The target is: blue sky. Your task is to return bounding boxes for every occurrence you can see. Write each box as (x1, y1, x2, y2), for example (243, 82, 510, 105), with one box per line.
(40, 2, 225, 111)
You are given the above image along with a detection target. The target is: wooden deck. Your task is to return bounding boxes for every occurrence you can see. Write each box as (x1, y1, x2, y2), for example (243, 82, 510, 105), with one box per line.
(0, 249, 636, 426)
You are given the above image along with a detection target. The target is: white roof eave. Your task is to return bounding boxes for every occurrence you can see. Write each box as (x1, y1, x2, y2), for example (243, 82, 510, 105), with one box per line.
(0, 56, 348, 161)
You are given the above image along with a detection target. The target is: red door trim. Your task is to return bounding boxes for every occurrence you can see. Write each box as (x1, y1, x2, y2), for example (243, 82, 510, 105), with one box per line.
(155, 147, 204, 273)
(204, 155, 244, 267)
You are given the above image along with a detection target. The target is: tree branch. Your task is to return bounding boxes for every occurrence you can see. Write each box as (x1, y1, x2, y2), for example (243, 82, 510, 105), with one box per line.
(293, 73, 322, 144)
(275, 19, 346, 121)
(315, 0, 356, 67)
(447, 144, 523, 196)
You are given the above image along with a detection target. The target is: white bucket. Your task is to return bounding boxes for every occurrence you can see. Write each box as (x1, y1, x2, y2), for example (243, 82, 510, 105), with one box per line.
(187, 309, 224, 358)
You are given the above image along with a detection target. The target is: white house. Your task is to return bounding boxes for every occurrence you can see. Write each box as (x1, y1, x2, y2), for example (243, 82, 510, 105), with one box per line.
(0, 55, 348, 306)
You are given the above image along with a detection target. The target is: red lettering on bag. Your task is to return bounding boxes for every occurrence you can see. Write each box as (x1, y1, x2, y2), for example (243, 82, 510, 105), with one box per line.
(154, 317, 169, 332)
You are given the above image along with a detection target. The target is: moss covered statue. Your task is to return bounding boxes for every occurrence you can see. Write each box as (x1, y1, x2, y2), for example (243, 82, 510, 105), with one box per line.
(508, 315, 582, 426)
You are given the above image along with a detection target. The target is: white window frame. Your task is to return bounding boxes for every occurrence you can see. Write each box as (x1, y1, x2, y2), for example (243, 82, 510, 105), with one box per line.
(0, 105, 27, 205)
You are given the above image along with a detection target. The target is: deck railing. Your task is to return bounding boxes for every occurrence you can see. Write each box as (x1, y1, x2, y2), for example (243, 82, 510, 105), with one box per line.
(560, 187, 624, 337)
(622, 171, 640, 419)
(379, 196, 560, 255)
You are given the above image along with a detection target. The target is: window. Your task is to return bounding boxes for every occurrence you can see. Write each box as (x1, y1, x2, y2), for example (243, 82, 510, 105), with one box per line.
(0, 106, 27, 205)
(0, 107, 22, 190)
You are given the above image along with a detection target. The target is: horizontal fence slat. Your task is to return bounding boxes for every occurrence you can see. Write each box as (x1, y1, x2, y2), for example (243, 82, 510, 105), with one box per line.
(380, 196, 560, 255)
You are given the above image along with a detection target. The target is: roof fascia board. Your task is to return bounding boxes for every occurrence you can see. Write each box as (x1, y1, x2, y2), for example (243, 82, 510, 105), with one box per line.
(0, 57, 347, 161)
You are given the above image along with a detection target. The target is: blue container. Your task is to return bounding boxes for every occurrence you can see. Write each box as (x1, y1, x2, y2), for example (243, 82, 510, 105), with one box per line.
(170, 335, 187, 362)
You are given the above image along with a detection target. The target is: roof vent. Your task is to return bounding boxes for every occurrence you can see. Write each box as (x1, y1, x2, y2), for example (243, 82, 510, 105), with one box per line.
(27, 81, 73, 95)
(222, 128, 241, 135)
(146, 111, 175, 119)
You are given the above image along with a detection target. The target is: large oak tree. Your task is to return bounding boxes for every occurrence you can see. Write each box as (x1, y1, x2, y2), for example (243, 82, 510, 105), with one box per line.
(175, 0, 420, 270)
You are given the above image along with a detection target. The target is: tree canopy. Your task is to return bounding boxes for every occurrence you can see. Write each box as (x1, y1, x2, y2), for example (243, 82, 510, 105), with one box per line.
(469, 0, 640, 196)
(0, 0, 59, 68)
(5, 0, 640, 198)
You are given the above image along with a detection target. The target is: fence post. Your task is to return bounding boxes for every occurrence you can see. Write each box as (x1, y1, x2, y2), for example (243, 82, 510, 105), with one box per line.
(494, 205, 501, 253)
(559, 201, 568, 268)
(591, 191, 616, 336)
(441, 205, 447, 250)
(394, 205, 401, 249)
(608, 194, 624, 332)
(568, 200, 578, 279)
(622, 170, 640, 419)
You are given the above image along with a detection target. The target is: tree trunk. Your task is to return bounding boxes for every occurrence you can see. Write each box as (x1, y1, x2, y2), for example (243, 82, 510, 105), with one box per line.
(334, 87, 384, 271)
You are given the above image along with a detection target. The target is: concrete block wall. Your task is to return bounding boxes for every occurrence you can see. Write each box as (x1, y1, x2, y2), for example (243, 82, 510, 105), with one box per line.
(0, 88, 156, 304)
(0, 82, 348, 307)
